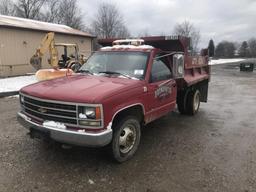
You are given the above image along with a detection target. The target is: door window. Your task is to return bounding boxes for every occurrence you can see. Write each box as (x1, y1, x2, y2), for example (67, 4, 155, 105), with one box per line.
(150, 59, 172, 82)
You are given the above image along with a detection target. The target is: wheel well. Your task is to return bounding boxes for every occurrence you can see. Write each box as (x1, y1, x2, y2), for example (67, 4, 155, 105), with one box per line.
(192, 80, 209, 102)
(112, 105, 144, 128)
(177, 79, 209, 103)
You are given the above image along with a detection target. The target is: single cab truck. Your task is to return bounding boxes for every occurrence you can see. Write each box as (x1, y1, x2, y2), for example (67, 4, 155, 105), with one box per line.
(17, 36, 210, 162)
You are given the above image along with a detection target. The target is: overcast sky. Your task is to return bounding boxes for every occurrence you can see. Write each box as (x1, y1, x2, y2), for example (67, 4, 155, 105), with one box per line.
(78, 0, 256, 48)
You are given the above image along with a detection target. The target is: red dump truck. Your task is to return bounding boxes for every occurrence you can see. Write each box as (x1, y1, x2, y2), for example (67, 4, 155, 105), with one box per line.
(17, 36, 210, 162)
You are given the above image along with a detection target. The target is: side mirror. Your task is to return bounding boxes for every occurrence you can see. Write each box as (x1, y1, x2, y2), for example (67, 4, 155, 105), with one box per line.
(173, 54, 184, 79)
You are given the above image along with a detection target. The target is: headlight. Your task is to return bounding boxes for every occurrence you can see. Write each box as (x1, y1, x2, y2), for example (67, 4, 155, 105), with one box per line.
(85, 107, 96, 119)
(78, 106, 102, 128)
(78, 106, 101, 120)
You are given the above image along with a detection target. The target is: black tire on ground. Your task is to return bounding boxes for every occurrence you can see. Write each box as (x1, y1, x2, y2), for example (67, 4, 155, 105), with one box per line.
(111, 116, 141, 163)
(186, 89, 200, 115)
(177, 91, 187, 114)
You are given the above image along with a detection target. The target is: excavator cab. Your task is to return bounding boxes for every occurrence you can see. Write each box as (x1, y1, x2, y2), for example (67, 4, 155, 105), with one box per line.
(55, 43, 81, 71)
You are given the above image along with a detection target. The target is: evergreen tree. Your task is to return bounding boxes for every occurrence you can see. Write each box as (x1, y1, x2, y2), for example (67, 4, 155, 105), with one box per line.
(248, 38, 256, 57)
(215, 42, 225, 58)
(215, 41, 235, 58)
(239, 41, 250, 57)
(208, 39, 215, 57)
(225, 42, 235, 58)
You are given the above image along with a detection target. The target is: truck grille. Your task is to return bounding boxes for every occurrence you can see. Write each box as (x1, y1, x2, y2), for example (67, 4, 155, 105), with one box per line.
(21, 95, 78, 125)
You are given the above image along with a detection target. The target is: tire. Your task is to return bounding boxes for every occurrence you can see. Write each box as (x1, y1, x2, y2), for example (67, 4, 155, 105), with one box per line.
(70, 63, 81, 72)
(187, 89, 200, 115)
(111, 116, 141, 163)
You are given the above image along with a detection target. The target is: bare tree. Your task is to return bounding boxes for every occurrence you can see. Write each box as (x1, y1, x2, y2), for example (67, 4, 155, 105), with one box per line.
(40, 0, 61, 23)
(91, 2, 130, 38)
(14, 0, 47, 19)
(58, 0, 84, 30)
(40, 0, 84, 30)
(138, 30, 150, 37)
(1, 0, 87, 30)
(117, 25, 130, 38)
(0, 0, 15, 16)
(173, 20, 201, 53)
(239, 41, 250, 57)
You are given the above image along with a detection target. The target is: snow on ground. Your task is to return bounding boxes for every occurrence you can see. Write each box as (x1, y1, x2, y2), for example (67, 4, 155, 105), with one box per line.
(209, 58, 245, 65)
(0, 75, 37, 93)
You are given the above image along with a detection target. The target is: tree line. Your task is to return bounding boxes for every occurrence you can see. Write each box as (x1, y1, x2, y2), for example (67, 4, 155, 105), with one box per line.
(0, 0, 85, 30)
(208, 38, 256, 58)
(2, 0, 255, 59)
(0, 0, 201, 50)
(0, 0, 130, 37)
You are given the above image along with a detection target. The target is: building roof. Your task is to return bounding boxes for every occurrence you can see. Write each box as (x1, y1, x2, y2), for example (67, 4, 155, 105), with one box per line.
(0, 15, 93, 38)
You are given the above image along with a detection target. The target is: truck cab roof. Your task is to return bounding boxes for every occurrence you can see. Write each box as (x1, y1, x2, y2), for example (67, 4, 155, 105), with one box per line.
(100, 44, 154, 52)
(98, 35, 190, 53)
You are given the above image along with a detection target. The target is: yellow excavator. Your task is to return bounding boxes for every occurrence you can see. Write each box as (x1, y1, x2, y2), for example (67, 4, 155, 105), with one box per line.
(30, 32, 85, 81)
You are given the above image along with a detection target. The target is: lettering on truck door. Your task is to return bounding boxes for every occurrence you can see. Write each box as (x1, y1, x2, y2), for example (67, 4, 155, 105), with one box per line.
(147, 55, 177, 122)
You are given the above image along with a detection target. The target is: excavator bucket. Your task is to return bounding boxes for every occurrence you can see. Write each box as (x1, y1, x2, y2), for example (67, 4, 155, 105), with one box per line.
(35, 68, 74, 81)
(30, 54, 42, 70)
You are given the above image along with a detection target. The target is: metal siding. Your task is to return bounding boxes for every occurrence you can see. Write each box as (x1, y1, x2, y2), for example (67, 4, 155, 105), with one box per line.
(0, 28, 92, 77)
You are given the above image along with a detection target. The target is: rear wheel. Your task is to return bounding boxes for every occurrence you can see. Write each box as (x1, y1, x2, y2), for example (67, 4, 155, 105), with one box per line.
(177, 91, 187, 114)
(187, 90, 200, 115)
(111, 116, 141, 163)
(70, 63, 81, 72)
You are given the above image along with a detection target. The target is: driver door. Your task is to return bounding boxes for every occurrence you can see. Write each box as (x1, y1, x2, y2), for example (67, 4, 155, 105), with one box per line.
(147, 56, 177, 122)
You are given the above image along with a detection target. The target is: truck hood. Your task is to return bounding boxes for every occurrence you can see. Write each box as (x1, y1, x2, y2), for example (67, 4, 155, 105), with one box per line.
(20, 74, 144, 103)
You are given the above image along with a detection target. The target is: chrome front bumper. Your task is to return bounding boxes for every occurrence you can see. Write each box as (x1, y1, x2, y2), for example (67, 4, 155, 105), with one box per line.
(17, 112, 112, 147)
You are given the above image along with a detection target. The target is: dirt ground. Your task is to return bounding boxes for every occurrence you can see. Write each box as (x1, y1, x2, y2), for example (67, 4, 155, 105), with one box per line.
(0, 63, 256, 192)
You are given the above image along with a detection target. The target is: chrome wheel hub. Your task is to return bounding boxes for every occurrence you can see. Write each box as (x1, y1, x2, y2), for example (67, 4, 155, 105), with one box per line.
(119, 126, 136, 154)
(194, 92, 200, 111)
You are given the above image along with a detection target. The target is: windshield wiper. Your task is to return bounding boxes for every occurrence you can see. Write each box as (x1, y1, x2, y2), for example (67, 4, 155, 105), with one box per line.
(77, 69, 93, 75)
(98, 71, 135, 79)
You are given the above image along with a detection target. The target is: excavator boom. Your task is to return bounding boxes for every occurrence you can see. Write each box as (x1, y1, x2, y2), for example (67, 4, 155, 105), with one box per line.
(30, 32, 59, 70)
(29, 32, 86, 81)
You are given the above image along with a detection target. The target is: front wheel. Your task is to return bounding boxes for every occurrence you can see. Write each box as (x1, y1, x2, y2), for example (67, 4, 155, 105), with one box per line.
(111, 116, 141, 163)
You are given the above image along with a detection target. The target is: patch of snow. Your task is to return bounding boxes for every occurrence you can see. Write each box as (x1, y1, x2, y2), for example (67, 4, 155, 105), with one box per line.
(79, 113, 87, 119)
(7, 95, 19, 98)
(43, 120, 66, 130)
(113, 39, 145, 46)
(0, 75, 37, 93)
(209, 58, 245, 65)
(88, 179, 95, 185)
(107, 122, 112, 130)
(113, 39, 144, 43)
(101, 44, 154, 50)
(78, 129, 85, 133)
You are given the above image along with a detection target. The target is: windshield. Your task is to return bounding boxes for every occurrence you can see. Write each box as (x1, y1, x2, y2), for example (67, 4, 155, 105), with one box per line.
(79, 51, 149, 79)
